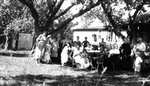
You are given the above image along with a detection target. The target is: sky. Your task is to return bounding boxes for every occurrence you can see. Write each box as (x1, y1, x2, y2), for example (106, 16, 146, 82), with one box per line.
(61, 0, 83, 15)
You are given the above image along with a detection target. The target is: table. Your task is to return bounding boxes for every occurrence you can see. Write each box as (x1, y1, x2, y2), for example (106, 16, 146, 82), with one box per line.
(87, 50, 100, 53)
(87, 50, 104, 69)
(87, 50, 101, 59)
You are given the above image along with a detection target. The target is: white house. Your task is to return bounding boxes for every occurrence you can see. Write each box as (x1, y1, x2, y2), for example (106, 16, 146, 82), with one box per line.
(72, 19, 126, 41)
(71, 18, 127, 47)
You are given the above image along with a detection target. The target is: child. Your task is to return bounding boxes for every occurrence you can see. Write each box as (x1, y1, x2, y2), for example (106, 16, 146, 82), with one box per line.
(134, 56, 143, 76)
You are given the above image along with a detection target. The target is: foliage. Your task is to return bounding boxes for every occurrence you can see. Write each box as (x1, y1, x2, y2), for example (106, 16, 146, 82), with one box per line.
(0, 0, 25, 32)
(80, 5, 109, 28)
(80, 0, 150, 40)
(6, 18, 34, 34)
(135, 11, 150, 23)
(17, 0, 102, 35)
(99, 0, 149, 38)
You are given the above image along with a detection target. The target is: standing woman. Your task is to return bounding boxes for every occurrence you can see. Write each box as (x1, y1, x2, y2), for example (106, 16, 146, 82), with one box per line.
(34, 31, 47, 63)
(42, 35, 52, 63)
(61, 42, 72, 66)
(119, 38, 132, 70)
(51, 37, 59, 63)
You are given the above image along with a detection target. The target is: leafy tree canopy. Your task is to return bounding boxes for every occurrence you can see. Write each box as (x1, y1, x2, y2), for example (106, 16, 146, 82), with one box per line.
(0, 0, 24, 31)
(17, 0, 101, 35)
(82, 0, 150, 39)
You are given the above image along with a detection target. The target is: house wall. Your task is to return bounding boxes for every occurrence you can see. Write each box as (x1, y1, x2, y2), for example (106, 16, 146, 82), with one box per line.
(73, 30, 126, 46)
(73, 31, 99, 43)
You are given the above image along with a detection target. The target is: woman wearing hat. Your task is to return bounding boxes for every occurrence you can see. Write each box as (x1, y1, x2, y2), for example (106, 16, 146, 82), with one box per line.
(42, 35, 52, 63)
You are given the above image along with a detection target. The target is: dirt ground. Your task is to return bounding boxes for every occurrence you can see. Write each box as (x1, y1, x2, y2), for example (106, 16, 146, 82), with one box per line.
(0, 55, 150, 86)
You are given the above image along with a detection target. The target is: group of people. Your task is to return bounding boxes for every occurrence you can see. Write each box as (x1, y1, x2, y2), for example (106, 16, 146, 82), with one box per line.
(119, 37, 146, 76)
(32, 31, 148, 73)
(32, 32, 94, 69)
(131, 38, 146, 76)
(33, 31, 59, 64)
(61, 42, 92, 69)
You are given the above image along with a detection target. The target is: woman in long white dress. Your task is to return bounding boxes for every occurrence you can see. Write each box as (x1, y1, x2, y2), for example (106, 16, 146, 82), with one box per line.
(34, 32, 47, 63)
(73, 44, 90, 69)
(51, 37, 59, 58)
(61, 42, 71, 66)
(42, 35, 52, 63)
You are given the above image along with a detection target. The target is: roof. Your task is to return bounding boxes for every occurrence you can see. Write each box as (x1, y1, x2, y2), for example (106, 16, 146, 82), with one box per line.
(71, 18, 106, 30)
(87, 18, 105, 29)
(73, 28, 109, 32)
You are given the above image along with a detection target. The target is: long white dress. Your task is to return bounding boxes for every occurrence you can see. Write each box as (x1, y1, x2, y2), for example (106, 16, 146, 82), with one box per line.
(34, 34, 46, 60)
(134, 57, 143, 72)
(51, 41, 59, 57)
(34, 41, 45, 60)
(133, 42, 146, 72)
(42, 43, 52, 62)
(73, 47, 90, 69)
(61, 46, 70, 65)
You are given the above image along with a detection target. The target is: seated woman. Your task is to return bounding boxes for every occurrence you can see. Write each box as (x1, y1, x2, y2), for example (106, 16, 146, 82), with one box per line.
(73, 44, 91, 69)
(107, 43, 120, 70)
(109, 43, 120, 56)
(80, 49, 92, 68)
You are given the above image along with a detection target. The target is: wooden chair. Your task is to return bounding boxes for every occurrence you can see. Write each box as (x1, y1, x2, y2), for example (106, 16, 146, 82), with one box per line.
(97, 56, 104, 70)
(97, 61, 104, 70)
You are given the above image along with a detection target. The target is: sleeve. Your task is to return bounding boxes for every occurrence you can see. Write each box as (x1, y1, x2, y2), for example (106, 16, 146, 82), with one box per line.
(141, 43, 146, 51)
(36, 35, 42, 42)
(137, 43, 146, 52)
(139, 57, 143, 63)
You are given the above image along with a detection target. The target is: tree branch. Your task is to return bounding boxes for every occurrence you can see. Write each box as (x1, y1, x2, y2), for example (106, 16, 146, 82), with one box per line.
(43, 0, 57, 25)
(132, 1, 145, 22)
(47, 0, 57, 14)
(75, 1, 101, 17)
(100, 1, 125, 38)
(44, 0, 64, 30)
(123, 0, 132, 22)
(47, 0, 56, 11)
(100, 1, 117, 29)
(50, 0, 64, 19)
(54, 4, 75, 19)
(18, 0, 39, 25)
(49, 0, 101, 34)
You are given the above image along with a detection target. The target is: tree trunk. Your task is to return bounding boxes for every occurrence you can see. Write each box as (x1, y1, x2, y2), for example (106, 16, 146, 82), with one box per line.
(32, 21, 40, 48)
(127, 22, 136, 44)
(4, 36, 9, 51)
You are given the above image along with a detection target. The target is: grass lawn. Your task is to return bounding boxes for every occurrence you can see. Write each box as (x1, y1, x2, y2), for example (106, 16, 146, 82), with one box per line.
(0, 54, 150, 86)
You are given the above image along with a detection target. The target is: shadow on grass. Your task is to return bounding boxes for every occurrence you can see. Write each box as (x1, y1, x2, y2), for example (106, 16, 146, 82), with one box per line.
(0, 50, 30, 58)
(0, 53, 29, 57)
(1, 71, 149, 86)
(11, 74, 99, 86)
